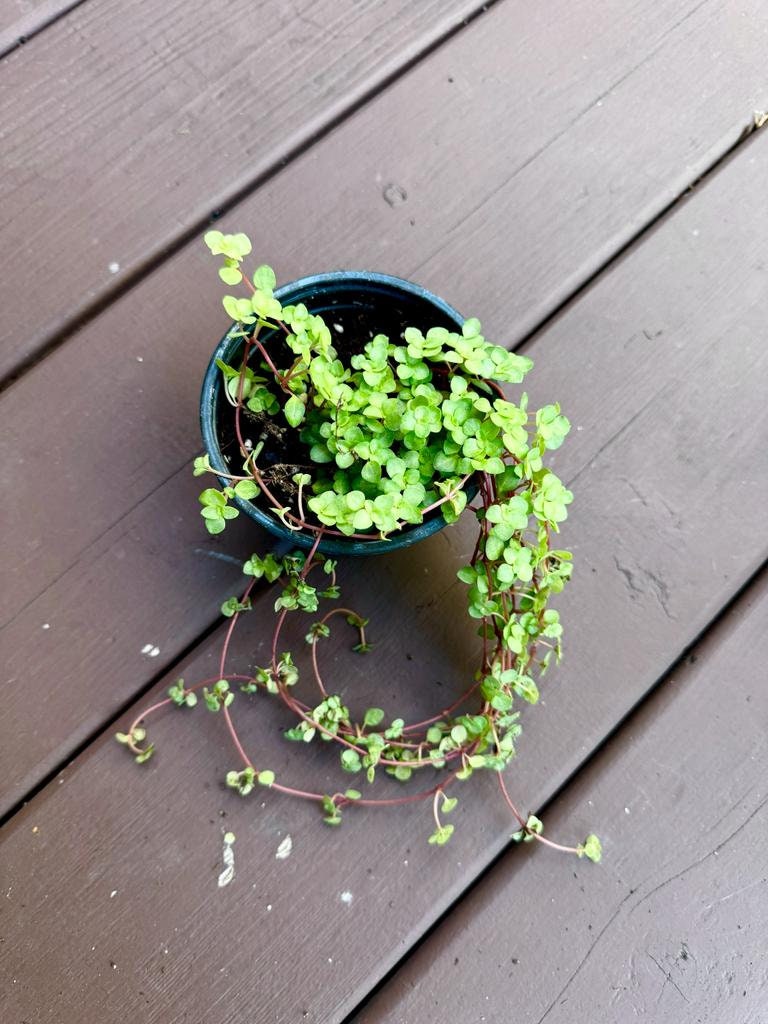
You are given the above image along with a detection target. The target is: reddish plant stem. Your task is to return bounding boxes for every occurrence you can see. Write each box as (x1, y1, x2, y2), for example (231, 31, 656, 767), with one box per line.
(432, 788, 443, 829)
(419, 473, 472, 516)
(275, 683, 468, 769)
(266, 772, 460, 811)
(126, 673, 255, 752)
(401, 680, 482, 733)
(251, 337, 289, 390)
(222, 704, 254, 769)
(352, 771, 459, 808)
(496, 771, 579, 855)
(219, 578, 258, 678)
(310, 640, 328, 698)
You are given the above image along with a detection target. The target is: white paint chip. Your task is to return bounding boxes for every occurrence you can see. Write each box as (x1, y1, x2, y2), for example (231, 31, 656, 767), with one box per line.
(110, 890, 118, 898)
(275, 835, 293, 860)
(141, 644, 160, 657)
(42, 623, 50, 630)
(340, 891, 353, 905)
(217, 832, 236, 888)
(136, 356, 144, 362)
(108, 262, 120, 274)
(266, 904, 272, 911)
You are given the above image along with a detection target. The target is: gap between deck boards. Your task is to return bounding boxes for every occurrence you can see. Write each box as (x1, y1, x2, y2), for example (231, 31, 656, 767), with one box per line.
(0, 0, 504, 388)
(2, 113, 767, 822)
(342, 558, 768, 1023)
(0, 0, 88, 60)
(1, 124, 766, 1023)
(514, 116, 765, 355)
(350, 565, 768, 1019)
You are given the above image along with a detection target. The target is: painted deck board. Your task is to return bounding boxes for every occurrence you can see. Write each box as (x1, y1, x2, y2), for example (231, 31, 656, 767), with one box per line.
(0, 0, 492, 380)
(0, 0, 82, 58)
(1, 0, 767, 379)
(0, 121, 766, 1021)
(353, 574, 768, 1024)
(2, 0, 767, 814)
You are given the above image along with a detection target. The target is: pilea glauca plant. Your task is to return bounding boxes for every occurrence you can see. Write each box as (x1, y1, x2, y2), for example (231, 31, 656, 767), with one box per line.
(117, 231, 601, 864)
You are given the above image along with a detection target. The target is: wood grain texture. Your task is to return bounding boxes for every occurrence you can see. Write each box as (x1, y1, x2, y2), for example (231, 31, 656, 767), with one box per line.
(2, 0, 767, 379)
(2, 0, 767, 815)
(1, 115, 767, 1023)
(0, 0, 84, 58)
(0, 0, 492, 379)
(353, 577, 768, 1024)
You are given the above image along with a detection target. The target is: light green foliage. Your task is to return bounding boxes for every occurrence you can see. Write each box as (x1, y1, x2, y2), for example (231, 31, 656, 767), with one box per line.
(115, 724, 155, 764)
(577, 834, 603, 863)
(428, 824, 455, 846)
(220, 595, 252, 618)
(168, 679, 198, 708)
(199, 487, 239, 535)
(196, 242, 566, 545)
(512, 814, 545, 843)
(203, 679, 234, 712)
(151, 234, 599, 859)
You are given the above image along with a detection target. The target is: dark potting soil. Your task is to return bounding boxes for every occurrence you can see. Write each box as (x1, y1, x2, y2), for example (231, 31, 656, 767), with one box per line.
(215, 289, 462, 522)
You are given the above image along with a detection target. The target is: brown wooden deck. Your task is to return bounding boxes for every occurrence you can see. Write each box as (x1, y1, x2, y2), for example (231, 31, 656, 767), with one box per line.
(1, 3, 766, 1021)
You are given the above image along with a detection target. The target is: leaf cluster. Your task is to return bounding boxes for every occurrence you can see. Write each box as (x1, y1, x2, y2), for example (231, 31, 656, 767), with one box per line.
(116, 234, 601, 867)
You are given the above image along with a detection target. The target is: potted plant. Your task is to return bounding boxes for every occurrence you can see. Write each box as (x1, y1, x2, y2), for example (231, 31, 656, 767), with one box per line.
(117, 231, 600, 862)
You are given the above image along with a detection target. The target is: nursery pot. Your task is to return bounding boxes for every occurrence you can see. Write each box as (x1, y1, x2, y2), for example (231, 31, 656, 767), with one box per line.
(200, 270, 474, 556)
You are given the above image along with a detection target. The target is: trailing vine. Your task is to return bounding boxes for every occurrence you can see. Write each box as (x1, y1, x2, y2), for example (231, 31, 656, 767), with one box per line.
(117, 231, 601, 862)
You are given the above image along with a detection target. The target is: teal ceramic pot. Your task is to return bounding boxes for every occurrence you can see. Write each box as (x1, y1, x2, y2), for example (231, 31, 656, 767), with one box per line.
(200, 271, 475, 556)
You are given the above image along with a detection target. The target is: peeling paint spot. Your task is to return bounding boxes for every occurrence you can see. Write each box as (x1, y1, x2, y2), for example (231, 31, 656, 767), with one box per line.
(275, 835, 293, 860)
(218, 832, 236, 888)
(42, 623, 50, 629)
(340, 891, 353, 905)
(382, 183, 407, 207)
(109, 262, 120, 274)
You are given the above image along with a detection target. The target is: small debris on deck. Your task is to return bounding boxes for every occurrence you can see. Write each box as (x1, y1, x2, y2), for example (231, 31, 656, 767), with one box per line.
(217, 831, 236, 888)
(275, 835, 293, 860)
(141, 644, 160, 657)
